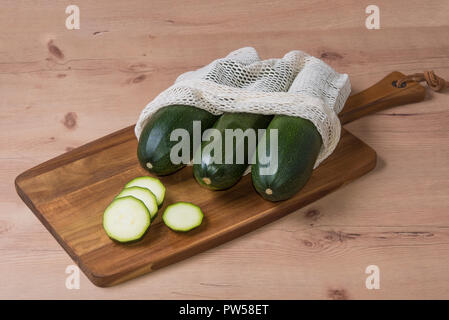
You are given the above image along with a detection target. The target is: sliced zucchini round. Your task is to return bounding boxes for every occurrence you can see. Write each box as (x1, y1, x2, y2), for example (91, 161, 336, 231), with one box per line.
(163, 202, 204, 232)
(103, 196, 151, 243)
(125, 177, 166, 206)
(116, 186, 158, 220)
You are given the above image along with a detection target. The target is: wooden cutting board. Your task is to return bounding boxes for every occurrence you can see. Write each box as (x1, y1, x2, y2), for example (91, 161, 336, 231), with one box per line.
(15, 72, 426, 287)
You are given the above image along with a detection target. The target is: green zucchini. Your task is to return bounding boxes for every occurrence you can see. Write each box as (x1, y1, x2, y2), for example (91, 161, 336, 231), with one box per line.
(103, 196, 151, 243)
(193, 113, 273, 190)
(116, 186, 158, 220)
(251, 115, 322, 202)
(163, 202, 204, 232)
(137, 105, 218, 175)
(125, 176, 165, 206)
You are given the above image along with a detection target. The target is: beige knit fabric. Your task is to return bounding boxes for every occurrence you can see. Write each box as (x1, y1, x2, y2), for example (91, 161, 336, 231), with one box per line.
(135, 47, 351, 167)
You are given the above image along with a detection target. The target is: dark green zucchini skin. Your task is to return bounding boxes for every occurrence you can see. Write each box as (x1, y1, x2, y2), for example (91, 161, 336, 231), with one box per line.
(251, 115, 322, 202)
(193, 113, 273, 190)
(137, 105, 218, 176)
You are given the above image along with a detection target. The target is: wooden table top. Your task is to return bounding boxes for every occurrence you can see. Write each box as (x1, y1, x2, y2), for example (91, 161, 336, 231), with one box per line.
(1, 0, 448, 299)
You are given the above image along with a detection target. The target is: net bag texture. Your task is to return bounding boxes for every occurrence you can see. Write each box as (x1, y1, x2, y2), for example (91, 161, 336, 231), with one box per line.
(135, 47, 351, 167)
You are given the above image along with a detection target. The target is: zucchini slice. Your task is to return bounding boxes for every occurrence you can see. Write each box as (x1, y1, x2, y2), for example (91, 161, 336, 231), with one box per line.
(116, 186, 158, 220)
(163, 202, 204, 232)
(103, 196, 151, 242)
(125, 176, 166, 206)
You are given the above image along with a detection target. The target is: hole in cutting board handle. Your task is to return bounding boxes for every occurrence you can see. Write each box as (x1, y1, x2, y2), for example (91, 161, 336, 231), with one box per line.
(392, 80, 407, 88)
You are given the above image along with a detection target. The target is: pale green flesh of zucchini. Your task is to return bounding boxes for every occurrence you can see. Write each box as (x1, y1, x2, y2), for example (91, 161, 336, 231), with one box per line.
(116, 186, 158, 219)
(103, 196, 150, 242)
(125, 177, 165, 206)
(163, 202, 203, 232)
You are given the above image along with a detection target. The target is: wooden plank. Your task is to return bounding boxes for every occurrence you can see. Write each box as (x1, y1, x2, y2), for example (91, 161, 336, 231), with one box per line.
(2, 0, 449, 298)
(15, 128, 376, 286)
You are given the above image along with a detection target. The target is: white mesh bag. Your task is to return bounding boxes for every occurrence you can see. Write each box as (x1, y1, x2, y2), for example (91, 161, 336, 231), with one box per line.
(135, 47, 351, 167)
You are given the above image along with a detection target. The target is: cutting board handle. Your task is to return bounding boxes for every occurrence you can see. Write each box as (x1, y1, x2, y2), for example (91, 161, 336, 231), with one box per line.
(339, 71, 427, 125)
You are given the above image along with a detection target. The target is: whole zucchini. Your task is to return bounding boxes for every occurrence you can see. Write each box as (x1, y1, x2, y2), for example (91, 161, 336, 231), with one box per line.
(137, 105, 218, 175)
(193, 113, 273, 190)
(251, 115, 322, 201)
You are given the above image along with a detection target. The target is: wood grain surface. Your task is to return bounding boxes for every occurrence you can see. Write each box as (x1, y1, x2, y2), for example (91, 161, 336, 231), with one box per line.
(15, 126, 376, 287)
(12, 70, 424, 287)
(1, 0, 449, 298)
